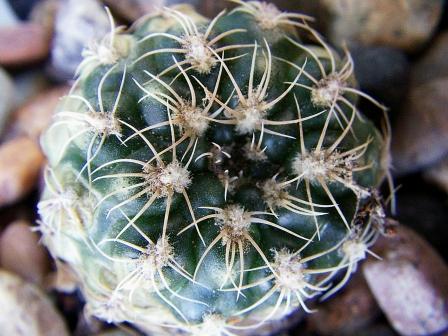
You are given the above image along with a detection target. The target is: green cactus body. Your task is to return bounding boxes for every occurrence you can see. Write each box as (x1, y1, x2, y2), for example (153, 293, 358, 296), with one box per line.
(38, 2, 389, 335)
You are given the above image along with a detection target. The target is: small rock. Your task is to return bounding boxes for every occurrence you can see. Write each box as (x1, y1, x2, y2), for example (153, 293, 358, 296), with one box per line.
(395, 178, 448, 260)
(392, 78, 448, 174)
(30, 0, 60, 38)
(7, 0, 41, 20)
(0, 137, 45, 207)
(363, 226, 448, 336)
(102, 0, 164, 21)
(355, 324, 398, 336)
(75, 314, 108, 336)
(197, 0, 230, 17)
(0, 23, 51, 67)
(47, 260, 78, 293)
(0, 67, 14, 134)
(6, 85, 70, 141)
(94, 330, 131, 336)
(412, 32, 448, 86)
(0, 270, 69, 336)
(249, 310, 304, 336)
(297, 0, 443, 53)
(424, 156, 448, 193)
(50, 0, 110, 80)
(102, 0, 205, 21)
(351, 46, 410, 110)
(0, 220, 51, 285)
(0, 0, 18, 28)
(307, 273, 380, 335)
(12, 70, 51, 109)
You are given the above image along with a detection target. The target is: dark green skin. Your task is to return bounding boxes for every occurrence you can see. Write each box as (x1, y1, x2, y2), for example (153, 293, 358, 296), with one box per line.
(53, 8, 384, 324)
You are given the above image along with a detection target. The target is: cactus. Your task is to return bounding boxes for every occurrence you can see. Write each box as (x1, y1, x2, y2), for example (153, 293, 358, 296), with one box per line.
(38, 2, 390, 335)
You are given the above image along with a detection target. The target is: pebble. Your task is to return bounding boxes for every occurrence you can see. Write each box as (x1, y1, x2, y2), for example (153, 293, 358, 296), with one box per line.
(30, 0, 60, 38)
(74, 311, 105, 336)
(307, 272, 380, 335)
(0, 220, 51, 285)
(0, 67, 14, 135)
(424, 156, 448, 193)
(94, 330, 130, 336)
(0, 23, 51, 67)
(103, 0, 203, 21)
(412, 32, 448, 86)
(0, 0, 18, 28)
(395, 178, 448, 261)
(297, 0, 443, 53)
(350, 46, 410, 111)
(50, 0, 110, 80)
(7, 0, 41, 20)
(12, 70, 51, 109)
(392, 78, 448, 174)
(102, 0, 164, 21)
(6, 85, 70, 141)
(47, 260, 78, 293)
(0, 270, 69, 336)
(196, 0, 229, 17)
(0, 137, 45, 207)
(363, 225, 448, 336)
(355, 324, 397, 336)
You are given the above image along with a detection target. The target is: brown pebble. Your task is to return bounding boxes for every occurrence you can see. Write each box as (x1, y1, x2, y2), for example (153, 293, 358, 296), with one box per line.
(0, 23, 50, 67)
(6, 86, 70, 141)
(75, 313, 106, 336)
(307, 272, 380, 335)
(0, 220, 50, 285)
(363, 226, 448, 336)
(103, 0, 229, 22)
(47, 260, 78, 293)
(30, 0, 60, 38)
(103, 0, 164, 21)
(296, 0, 443, 52)
(392, 78, 448, 174)
(0, 270, 69, 336)
(0, 137, 45, 207)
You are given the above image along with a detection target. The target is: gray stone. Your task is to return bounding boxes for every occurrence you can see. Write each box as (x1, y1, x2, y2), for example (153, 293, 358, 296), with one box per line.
(0, 270, 69, 336)
(102, 0, 164, 21)
(12, 70, 50, 110)
(30, 0, 60, 38)
(0, 67, 14, 135)
(351, 46, 410, 110)
(102, 0, 203, 21)
(0, 0, 18, 28)
(50, 0, 110, 80)
(392, 78, 448, 174)
(363, 226, 448, 336)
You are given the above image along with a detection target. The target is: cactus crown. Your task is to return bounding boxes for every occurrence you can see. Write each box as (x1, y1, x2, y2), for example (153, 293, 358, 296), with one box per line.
(39, 2, 389, 335)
